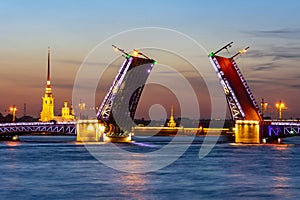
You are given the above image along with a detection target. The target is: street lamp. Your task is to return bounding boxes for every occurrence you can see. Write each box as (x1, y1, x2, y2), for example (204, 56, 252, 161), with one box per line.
(9, 105, 17, 122)
(276, 100, 286, 120)
(78, 99, 86, 119)
(261, 98, 268, 119)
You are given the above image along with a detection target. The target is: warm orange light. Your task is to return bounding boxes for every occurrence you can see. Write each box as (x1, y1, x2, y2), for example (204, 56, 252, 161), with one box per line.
(238, 49, 247, 54)
(276, 100, 286, 120)
(9, 107, 17, 112)
(9, 105, 17, 122)
(132, 50, 139, 57)
(261, 102, 268, 108)
(276, 102, 285, 109)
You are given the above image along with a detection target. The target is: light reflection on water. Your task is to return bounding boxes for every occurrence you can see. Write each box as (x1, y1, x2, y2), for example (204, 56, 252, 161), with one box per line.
(0, 136, 299, 199)
(116, 173, 151, 200)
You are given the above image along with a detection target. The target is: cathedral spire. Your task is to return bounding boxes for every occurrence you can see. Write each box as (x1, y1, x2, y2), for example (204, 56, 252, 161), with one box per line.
(167, 105, 177, 127)
(46, 47, 51, 94)
(47, 46, 50, 82)
(40, 47, 55, 122)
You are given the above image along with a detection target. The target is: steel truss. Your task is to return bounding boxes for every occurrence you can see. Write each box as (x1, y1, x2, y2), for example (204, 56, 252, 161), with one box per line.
(0, 122, 76, 135)
(97, 57, 134, 120)
(266, 121, 300, 137)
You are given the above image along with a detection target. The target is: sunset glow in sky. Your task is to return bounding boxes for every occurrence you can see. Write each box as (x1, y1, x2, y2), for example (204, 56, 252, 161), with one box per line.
(1, 0, 299, 119)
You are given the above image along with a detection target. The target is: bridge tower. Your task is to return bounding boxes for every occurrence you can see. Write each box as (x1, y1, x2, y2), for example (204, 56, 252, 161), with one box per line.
(209, 43, 263, 143)
(40, 47, 55, 122)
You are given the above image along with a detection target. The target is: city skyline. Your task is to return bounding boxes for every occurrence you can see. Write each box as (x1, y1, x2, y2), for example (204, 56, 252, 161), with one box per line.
(1, 0, 300, 119)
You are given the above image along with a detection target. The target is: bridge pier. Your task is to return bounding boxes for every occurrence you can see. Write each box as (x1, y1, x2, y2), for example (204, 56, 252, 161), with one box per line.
(235, 120, 262, 143)
(76, 120, 132, 142)
(76, 120, 104, 142)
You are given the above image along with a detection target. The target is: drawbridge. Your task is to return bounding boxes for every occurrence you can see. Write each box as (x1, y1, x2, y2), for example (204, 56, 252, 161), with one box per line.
(95, 46, 156, 138)
(209, 42, 300, 143)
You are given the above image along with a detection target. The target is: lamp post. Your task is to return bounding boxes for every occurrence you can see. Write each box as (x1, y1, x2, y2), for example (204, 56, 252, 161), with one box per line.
(78, 99, 86, 119)
(261, 98, 268, 119)
(276, 100, 286, 120)
(9, 105, 17, 122)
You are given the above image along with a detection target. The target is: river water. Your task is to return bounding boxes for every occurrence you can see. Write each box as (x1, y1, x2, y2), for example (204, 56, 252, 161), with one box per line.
(0, 136, 299, 199)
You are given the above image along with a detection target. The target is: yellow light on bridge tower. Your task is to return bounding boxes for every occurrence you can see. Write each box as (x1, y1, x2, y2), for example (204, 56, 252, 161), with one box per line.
(112, 45, 155, 62)
(230, 46, 249, 60)
(132, 50, 139, 57)
(238, 48, 248, 54)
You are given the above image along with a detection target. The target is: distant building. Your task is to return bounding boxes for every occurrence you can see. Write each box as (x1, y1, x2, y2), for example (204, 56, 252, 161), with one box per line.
(60, 101, 74, 121)
(40, 47, 55, 122)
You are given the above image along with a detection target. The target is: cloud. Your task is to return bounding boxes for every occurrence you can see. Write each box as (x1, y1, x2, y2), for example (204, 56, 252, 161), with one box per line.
(290, 84, 300, 89)
(271, 46, 300, 60)
(251, 62, 277, 71)
(243, 45, 300, 62)
(56, 59, 118, 68)
(246, 79, 273, 85)
(247, 76, 300, 91)
(241, 28, 300, 61)
(242, 28, 300, 39)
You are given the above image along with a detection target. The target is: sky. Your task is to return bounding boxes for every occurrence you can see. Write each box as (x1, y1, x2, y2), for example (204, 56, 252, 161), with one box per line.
(0, 0, 299, 120)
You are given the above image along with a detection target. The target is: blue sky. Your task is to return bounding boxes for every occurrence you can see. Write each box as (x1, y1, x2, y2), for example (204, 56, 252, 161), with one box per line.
(0, 0, 299, 119)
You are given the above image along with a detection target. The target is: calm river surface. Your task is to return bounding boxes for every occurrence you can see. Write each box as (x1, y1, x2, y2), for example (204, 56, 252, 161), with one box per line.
(0, 136, 299, 199)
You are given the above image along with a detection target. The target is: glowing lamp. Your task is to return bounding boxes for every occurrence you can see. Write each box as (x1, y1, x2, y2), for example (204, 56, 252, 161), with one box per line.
(238, 49, 247, 54)
(132, 50, 139, 57)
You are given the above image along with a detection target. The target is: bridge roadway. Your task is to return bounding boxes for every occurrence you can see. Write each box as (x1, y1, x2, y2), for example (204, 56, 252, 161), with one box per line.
(0, 121, 76, 136)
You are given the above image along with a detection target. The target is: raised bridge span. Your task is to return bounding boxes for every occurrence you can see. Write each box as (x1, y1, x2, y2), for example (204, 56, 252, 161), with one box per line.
(209, 42, 300, 143)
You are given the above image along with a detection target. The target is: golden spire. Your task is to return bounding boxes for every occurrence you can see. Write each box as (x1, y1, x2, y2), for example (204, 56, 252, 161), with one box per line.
(40, 47, 55, 122)
(167, 105, 177, 127)
(48, 46, 50, 82)
(46, 47, 51, 94)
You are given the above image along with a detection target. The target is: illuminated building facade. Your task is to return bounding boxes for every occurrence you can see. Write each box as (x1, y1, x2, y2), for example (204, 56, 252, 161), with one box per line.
(61, 101, 74, 121)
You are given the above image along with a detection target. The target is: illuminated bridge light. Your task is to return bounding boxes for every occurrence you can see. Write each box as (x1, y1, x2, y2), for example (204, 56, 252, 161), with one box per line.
(132, 50, 139, 57)
(153, 60, 157, 65)
(236, 120, 259, 125)
(238, 49, 247, 54)
(209, 52, 214, 57)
